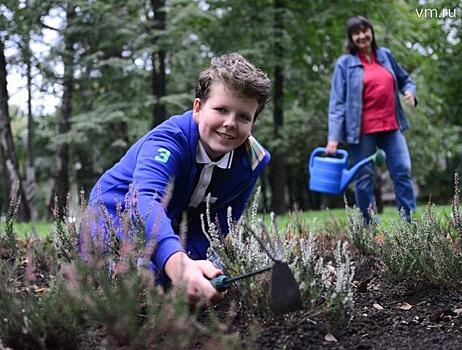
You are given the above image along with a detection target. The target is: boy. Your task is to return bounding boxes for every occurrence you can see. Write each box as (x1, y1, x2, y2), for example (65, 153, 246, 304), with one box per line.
(89, 53, 271, 307)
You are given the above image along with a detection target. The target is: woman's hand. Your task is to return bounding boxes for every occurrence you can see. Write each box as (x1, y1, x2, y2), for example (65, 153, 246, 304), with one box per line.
(326, 141, 339, 155)
(164, 251, 224, 308)
(404, 91, 416, 107)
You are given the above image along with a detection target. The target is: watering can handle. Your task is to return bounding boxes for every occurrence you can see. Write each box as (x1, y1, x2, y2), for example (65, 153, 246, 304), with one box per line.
(309, 147, 348, 169)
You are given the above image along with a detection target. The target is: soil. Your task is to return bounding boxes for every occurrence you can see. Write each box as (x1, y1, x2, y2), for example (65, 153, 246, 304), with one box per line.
(240, 278, 462, 350)
(226, 256, 462, 350)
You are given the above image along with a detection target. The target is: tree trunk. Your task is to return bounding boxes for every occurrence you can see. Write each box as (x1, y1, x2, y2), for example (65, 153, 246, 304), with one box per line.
(25, 38, 38, 220)
(270, 0, 288, 215)
(48, 4, 75, 219)
(151, 0, 167, 127)
(0, 38, 31, 221)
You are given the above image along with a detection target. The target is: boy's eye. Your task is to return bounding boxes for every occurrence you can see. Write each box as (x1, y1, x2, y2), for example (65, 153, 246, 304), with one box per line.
(240, 114, 252, 122)
(215, 107, 227, 113)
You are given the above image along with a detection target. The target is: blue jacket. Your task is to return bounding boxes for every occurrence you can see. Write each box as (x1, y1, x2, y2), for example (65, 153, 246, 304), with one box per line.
(328, 47, 417, 144)
(89, 110, 270, 281)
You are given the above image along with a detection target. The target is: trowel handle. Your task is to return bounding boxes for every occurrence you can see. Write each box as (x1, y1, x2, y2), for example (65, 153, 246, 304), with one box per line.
(210, 274, 230, 292)
(210, 266, 272, 292)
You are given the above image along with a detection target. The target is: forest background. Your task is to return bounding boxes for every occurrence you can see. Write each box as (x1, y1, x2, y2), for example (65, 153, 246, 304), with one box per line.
(0, 0, 461, 221)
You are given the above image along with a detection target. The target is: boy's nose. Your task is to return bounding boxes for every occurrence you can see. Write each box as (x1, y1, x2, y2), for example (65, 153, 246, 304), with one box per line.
(223, 114, 237, 128)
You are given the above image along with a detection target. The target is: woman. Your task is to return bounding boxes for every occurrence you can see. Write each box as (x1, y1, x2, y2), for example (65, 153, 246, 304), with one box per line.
(326, 16, 417, 222)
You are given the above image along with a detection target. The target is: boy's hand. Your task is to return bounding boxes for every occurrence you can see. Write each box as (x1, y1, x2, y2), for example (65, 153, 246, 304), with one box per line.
(164, 251, 224, 307)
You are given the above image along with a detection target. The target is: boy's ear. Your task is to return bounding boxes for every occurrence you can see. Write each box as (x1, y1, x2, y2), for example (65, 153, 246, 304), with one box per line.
(192, 98, 201, 122)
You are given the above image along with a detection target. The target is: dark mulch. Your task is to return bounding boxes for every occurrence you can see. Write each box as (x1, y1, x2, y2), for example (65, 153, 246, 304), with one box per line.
(245, 278, 462, 350)
(226, 256, 462, 350)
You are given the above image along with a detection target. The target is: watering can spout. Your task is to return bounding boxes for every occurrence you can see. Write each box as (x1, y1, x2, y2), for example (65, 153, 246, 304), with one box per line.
(339, 149, 386, 192)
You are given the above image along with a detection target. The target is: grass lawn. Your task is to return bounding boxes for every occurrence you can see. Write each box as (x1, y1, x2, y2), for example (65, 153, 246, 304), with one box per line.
(5, 221, 54, 239)
(3, 203, 453, 239)
(261, 203, 453, 232)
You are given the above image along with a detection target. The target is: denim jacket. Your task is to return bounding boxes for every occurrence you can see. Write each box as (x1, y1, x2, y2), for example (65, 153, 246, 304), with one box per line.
(328, 47, 417, 144)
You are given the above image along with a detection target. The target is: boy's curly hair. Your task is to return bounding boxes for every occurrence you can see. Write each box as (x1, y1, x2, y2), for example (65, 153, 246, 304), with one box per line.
(194, 53, 271, 119)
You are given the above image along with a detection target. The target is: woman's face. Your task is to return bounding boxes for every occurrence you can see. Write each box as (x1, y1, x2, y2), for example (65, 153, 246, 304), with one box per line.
(351, 26, 373, 53)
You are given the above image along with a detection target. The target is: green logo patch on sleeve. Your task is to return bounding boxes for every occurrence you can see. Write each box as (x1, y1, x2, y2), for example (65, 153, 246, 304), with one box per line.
(154, 148, 171, 163)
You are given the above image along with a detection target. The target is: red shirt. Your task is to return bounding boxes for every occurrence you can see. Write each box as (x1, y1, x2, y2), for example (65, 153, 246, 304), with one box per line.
(359, 51, 399, 134)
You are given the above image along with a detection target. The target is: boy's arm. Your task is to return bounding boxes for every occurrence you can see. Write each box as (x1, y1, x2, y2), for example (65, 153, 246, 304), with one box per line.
(132, 132, 225, 304)
(131, 132, 187, 276)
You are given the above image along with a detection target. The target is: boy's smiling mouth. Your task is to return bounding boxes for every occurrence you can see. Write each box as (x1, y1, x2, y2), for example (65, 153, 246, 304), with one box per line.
(215, 130, 235, 140)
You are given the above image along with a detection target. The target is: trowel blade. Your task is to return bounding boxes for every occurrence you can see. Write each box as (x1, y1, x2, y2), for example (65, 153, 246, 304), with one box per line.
(270, 261, 303, 315)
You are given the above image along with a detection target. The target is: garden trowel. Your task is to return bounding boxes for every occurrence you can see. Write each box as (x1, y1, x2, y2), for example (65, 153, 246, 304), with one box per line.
(210, 224, 303, 315)
(269, 260, 303, 315)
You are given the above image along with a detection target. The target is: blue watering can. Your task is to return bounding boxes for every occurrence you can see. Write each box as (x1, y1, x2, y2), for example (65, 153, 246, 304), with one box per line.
(308, 147, 386, 195)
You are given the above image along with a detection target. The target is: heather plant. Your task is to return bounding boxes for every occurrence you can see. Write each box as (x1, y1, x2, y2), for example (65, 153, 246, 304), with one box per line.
(452, 173, 462, 239)
(292, 228, 355, 328)
(0, 243, 242, 349)
(59, 258, 240, 349)
(203, 191, 274, 315)
(0, 243, 83, 349)
(1, 185, 22, 262)
(0, 189, 245, 350)
(203, 191, 355, 327)
(379, 201, 462, 287)
(266, 209, 355, 325)
(69, 200, 244, 349)
(51, 193, 80, 263)
(345, 203, 378, 255)
(309, 215, 347, 239)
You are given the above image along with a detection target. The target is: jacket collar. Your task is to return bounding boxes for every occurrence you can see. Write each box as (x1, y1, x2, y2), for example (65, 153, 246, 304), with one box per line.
(196, 141, 234, 169)
(348, 54, 363, 68)
(245, 135, 267, 171)
(349, 47, 385, 67)
(374, 47, 386, 65)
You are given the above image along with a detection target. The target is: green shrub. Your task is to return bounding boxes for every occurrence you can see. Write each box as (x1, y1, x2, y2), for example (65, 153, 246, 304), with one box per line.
(379, 202, 462, 287)
(344, 203, 380, 256)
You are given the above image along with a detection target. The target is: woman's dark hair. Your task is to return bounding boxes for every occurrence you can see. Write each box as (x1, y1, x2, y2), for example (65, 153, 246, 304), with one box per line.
(345, 16, 378, 54)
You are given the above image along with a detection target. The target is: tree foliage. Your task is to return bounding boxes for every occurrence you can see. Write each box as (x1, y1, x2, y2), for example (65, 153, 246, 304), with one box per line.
(0, 0, 460, 218)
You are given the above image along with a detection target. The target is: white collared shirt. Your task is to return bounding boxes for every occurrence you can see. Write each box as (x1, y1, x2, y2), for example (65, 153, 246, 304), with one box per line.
(188, 141, 234, 208)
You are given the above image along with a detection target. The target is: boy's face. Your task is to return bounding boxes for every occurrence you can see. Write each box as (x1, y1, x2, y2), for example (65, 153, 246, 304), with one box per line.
(193, 82, 258, 160)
